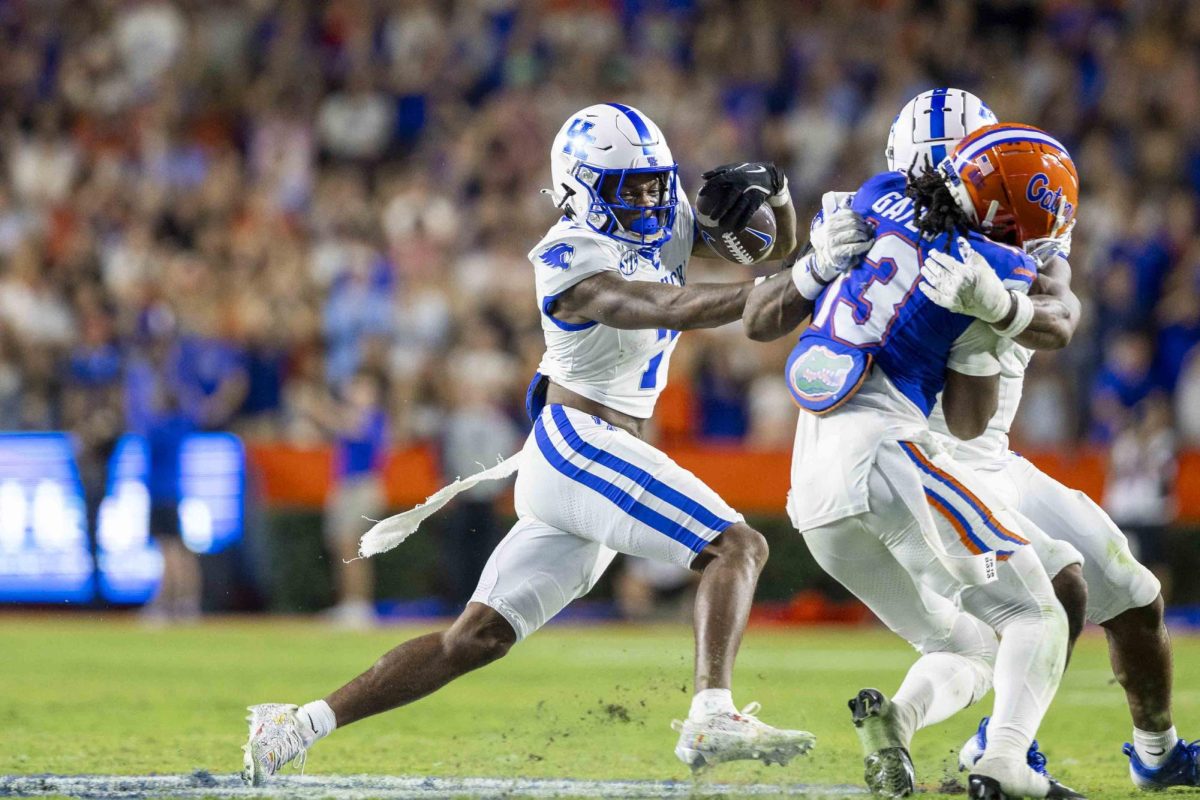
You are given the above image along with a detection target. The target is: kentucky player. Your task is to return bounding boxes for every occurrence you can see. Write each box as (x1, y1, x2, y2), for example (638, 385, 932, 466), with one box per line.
(744, 123, 1089, 800)
(240, 103, 872, 782)
(895, 92, 1197, 791)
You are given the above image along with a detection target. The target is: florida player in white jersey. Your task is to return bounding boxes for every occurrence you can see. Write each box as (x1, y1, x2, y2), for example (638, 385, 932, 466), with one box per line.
(893, 92, 1198, 791)
(743, 123, 1090, 800)
(240, 103, 874, 783)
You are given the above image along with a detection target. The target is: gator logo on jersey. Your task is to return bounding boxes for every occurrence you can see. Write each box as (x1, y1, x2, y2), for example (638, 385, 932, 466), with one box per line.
(789, 346, 855, 401)
(539, 243, 575, 270)
(619, 250, 640, 276)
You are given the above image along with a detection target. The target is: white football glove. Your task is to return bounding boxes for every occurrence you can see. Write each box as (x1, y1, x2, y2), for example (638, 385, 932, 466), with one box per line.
(919, 237, 1013, 323)
(809, 191, 874, 282)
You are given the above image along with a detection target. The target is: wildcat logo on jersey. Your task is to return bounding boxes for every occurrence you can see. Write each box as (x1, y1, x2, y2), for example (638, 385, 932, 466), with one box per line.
(1026, 173, 1074, 222)
(789, 346, 854, 401)
(539, 243, 575, 270)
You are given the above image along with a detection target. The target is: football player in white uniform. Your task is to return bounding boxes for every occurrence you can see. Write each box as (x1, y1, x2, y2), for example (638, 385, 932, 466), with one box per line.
(898, 90, 1197, 791)
(240, 103, 873, 783)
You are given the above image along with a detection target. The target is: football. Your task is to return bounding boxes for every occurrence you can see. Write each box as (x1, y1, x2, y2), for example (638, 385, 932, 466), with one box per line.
(696, 201, 777, 265)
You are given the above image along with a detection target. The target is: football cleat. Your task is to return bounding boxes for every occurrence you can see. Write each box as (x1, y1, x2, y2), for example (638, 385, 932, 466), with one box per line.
(848, 688, 916, 798)
(960, 717, 1050, 777)
(242, 703, 309, 786)
(671, 702, 816, 773)
(969, 756, 1086, 799)
(1123, 739, 1200, 789)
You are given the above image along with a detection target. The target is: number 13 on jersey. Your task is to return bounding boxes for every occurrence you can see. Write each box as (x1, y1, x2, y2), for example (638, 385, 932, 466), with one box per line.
(811, 233, 922, 346)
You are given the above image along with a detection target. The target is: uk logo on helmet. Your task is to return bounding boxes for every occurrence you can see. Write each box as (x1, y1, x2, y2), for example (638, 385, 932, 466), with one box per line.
(562, 119, 596, 159)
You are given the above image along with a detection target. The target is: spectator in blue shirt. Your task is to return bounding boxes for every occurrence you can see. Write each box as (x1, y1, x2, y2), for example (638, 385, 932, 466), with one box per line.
(126, 317, 201, 624)
(298, 367, 389, 628)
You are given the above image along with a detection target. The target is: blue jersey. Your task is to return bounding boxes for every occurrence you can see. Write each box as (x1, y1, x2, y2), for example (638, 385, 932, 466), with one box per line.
(787, 172, 1037, 416)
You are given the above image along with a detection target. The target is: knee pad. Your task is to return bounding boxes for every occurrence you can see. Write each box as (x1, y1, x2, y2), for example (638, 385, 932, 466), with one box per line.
(1089, 546, 1163, 625)
(914, 612, 998, 701)
(945, 612, 1000, 665)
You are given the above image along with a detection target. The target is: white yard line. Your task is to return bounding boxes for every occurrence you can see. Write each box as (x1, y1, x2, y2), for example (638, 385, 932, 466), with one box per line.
(0, 773, 867, 799)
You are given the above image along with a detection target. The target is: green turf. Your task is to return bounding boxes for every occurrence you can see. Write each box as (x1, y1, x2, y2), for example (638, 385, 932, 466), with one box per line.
(2, 615, 1198, 799)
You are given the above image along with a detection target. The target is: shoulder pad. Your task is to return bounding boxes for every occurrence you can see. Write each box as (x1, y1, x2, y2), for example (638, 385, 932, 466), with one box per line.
(967, 234, 1038, 288)
(528, 221, 622, 272)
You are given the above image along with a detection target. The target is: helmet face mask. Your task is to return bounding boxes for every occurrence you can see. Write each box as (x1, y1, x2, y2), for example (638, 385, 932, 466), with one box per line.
(585, 165, 678, 246)
(550, 104, 679, 249)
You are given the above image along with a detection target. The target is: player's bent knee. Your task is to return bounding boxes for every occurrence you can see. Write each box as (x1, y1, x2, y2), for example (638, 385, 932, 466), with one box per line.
(1051, 563, 1088, 644)
(695, 523, 768, 573)
(1102, 593, 1165, 636)
(442, 603, 517, 667)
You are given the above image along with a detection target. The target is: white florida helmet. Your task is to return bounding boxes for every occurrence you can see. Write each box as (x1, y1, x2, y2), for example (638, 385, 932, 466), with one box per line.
(886, 88, 998, 175)
(549, 103, 678, 249)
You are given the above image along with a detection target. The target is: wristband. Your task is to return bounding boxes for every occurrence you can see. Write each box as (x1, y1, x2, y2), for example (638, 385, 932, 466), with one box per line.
(993, 291, 1034, 338)
(767, 176, 790, 207)
(791, 252, 829, 300)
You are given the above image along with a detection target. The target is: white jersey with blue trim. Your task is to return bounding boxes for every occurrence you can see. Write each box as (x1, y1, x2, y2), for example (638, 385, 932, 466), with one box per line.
(528, 188, 695, 419)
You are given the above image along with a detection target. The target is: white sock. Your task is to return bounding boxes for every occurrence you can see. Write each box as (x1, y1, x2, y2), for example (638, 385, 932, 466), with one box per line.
(295, 700, 337, 746)
(689, 688, 736, 721)
(891, 652, 991, 746)
(1134, 726, 1177, 767)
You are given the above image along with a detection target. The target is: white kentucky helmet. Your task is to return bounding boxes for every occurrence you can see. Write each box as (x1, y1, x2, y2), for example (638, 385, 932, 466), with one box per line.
(549, 103, 678, 248)
(886, 88, 997, 175)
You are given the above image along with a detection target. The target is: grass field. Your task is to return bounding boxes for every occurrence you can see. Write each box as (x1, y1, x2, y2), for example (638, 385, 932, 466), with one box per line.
(2, 614, 1199, 799)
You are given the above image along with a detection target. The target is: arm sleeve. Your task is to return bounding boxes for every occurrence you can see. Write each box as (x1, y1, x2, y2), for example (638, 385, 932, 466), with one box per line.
(947, 320, 1002, 376)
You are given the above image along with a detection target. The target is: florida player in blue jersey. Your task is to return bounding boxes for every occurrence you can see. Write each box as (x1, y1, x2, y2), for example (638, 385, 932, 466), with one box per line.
(744, 124, 1088, 800)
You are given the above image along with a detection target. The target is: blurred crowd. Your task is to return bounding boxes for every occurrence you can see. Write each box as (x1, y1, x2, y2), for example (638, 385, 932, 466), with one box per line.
(3, 0, 1200, 479)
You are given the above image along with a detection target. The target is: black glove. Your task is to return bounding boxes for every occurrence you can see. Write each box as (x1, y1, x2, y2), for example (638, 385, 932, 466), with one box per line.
(697, 162, 787, 231)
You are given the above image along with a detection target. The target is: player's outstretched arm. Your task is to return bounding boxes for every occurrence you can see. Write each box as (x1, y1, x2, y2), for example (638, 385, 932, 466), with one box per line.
(743, 253, 815, 341)
(552, 271, 755, 331)
(1012, 255, 1080, 351)
(744, 196, 874, 341)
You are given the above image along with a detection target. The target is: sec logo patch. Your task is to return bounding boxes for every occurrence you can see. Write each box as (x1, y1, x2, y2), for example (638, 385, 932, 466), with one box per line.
(619, 251, 640, 276)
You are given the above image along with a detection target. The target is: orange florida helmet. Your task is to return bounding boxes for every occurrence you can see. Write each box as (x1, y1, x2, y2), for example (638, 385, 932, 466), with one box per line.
(938, 123, 1079, 251)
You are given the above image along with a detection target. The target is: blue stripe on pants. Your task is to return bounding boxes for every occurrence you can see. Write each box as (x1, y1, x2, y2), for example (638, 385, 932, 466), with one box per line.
(532, 413, 711, 554)
(550, 405, 731, 533)
(924, 486, 992, 555)
(901, 442, 1027, 546)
